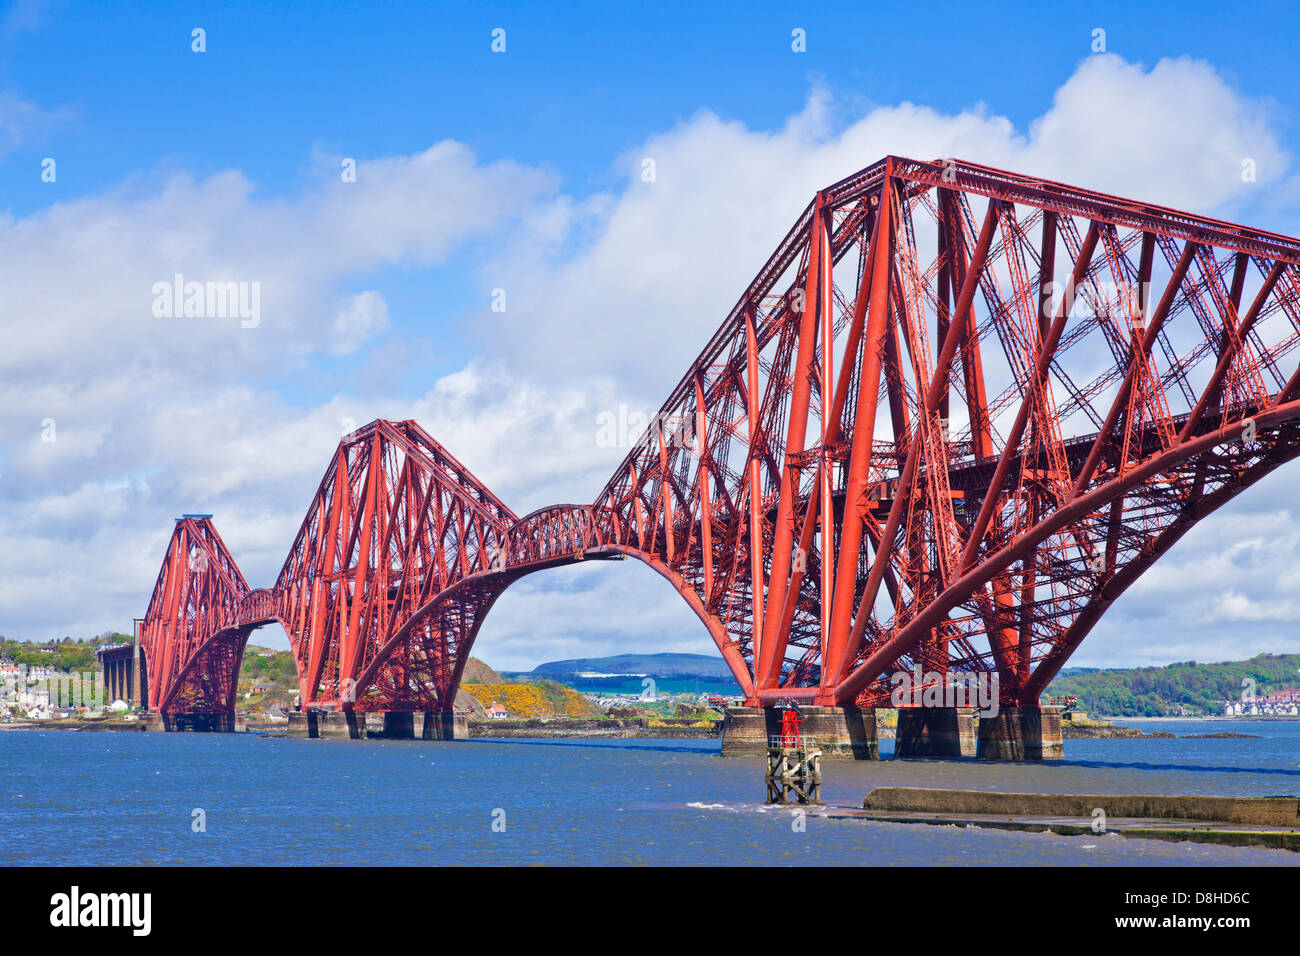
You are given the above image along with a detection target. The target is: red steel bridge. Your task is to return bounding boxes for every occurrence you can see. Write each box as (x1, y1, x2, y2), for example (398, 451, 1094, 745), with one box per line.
(140, 156, 1300, 723)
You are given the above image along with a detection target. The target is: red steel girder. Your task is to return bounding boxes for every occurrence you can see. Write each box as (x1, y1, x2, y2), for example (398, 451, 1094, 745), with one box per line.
(137, 156, 1300, 718)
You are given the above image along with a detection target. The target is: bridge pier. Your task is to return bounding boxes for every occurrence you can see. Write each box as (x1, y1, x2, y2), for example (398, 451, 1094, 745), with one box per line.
(377, 710, 468, 740)
(97, 640, 147, 708)
(145, 713, 241, 732)
(287, 710, 366, 738)
(893, 706, 1064, 760)
(286, 709, 468, 740)
(721, 706, 878, 759)
(894, 707, 977, 758)
(976, 706, 1063, 761)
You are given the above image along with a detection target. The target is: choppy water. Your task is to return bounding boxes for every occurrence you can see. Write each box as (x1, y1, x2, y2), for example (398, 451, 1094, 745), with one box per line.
(2, 719, 1297, 865)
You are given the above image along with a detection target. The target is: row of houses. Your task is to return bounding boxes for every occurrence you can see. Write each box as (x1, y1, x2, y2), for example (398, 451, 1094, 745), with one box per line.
(1222, 689, 1300, 716)
(0, 698, 116, 721)
(0, 659, 62, 682)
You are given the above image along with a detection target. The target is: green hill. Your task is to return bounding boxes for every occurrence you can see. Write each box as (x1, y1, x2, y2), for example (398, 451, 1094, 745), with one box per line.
(1047, 653, 1300, 716)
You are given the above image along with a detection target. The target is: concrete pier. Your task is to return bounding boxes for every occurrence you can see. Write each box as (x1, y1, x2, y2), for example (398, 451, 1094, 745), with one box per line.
(286, 709, 468, 740)
(848, 787, 1300, 849)
(144, 713, 241, 732)
(862, 787, 1300, 825)
(976, 706, 1063, 761)
(376, 710, 468, 740)
(292, 710, 364, 738)
(287, 710, 366, 738)
(721, 706, 878, 759)
(893, 706, 1063, 760)
(894, 707, 977, 758)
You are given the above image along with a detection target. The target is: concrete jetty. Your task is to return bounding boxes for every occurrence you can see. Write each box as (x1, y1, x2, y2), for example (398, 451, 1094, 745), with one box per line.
(826, 787, 1300, 852)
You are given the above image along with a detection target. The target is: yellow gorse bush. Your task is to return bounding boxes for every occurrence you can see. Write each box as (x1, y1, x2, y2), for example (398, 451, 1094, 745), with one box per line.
(462, 682, 600, 718)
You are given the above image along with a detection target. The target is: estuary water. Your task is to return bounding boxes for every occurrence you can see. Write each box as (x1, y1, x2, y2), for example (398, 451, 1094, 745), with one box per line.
(2, 719, 1297, 866)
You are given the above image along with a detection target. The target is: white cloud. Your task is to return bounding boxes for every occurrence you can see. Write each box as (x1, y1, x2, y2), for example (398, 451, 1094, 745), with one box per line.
(475, 55, 1289, 410)
(330, 290, 391, 356)
(1208, 591, 1300, 623)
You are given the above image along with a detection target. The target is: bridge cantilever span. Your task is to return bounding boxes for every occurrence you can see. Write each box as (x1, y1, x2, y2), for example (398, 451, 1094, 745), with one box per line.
(139, 155, 1300, 750)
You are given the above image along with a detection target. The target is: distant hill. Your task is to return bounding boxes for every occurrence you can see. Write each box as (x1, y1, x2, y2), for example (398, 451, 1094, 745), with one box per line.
(530, 652, 735, 679)
(520, 652, 741, 697)
(1048, 652, 1300, 716)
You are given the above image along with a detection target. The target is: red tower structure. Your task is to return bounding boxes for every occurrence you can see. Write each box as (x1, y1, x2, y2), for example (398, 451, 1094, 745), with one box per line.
(139, 157, 1300, 755)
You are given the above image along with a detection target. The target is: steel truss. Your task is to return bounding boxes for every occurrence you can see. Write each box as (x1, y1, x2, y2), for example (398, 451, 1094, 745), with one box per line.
(139, 156, 1300, 716)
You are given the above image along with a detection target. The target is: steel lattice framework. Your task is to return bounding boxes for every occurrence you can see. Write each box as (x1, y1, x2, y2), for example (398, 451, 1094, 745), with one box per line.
(140, 156, 1300, 717)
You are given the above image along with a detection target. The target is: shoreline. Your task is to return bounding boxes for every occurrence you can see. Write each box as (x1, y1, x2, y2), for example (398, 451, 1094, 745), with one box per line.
(3, 713, 1294, 739)
(1104, 715, 1300, 722)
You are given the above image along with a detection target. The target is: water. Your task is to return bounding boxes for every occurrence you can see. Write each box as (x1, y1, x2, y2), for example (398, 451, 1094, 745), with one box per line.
(2, 719, 1297, 866)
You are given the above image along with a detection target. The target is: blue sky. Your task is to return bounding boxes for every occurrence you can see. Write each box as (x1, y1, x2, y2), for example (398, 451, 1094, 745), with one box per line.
(6, 1, 1300, 205)
(4, 0, 1300, 670)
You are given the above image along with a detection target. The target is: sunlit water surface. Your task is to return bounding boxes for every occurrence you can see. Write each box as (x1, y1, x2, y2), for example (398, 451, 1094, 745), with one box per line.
(3, 719, 1297, 865)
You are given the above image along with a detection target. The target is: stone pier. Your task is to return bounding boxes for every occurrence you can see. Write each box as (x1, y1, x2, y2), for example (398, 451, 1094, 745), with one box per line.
(894, 707, 977, 757)
(375, 710, 468, 740)
(287, 710, 366, 739)
(976, 706, 1063, 761)
(721, 706, 878, 759)
(286, 709, 468, 740)
(144, 713, 241, 732)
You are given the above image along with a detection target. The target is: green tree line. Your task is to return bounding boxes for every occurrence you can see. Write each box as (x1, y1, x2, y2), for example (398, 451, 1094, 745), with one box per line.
(239, 647, 298, 686)
(1, 635, 297, 688)
(1048, 653, 1300, 716)
(0, 634, 131, 674)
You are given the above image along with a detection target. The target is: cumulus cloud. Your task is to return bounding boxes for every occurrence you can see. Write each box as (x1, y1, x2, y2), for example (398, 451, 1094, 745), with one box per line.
(1209, 591, 1300, 623)
(4, 53, 1300, 672)
(479, 54, 1290, 405)
(0, 142, 555, 497)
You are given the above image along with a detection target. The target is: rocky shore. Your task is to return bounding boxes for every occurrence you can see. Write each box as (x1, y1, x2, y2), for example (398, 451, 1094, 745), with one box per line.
(0, 713, 1267, 742)
(1060, 722, 1171, 738)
